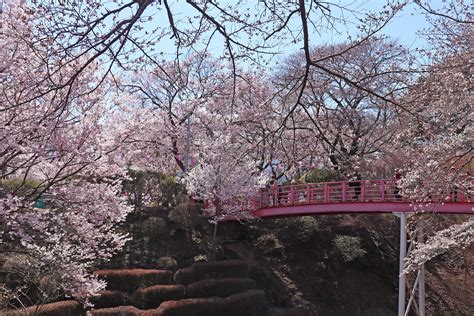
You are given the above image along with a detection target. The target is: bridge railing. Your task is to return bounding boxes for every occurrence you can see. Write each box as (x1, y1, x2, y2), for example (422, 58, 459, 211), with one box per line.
(202, 179, 471, 215)
(253, 179, 471, 210)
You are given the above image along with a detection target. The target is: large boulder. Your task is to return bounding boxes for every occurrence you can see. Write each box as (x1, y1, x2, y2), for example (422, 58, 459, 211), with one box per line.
(5, 300, 83, 316)
(95, 269, 173, 293)
(131, 285, 185, 309)
(186, 278, 256, 298)
(89, 290, 129, 309)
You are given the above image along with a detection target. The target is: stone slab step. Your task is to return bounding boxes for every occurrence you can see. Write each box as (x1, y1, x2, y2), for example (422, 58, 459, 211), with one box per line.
(265, 307, 314, 316)
(89, 289, 268, 316)
(89, 290, 130, 309)
(4, 300, 83, 316)
(131, 285, 185, 309)
(156, 289, 268, 316)
(173, 260, 249, 285)
(88, 306, 144, 316)
(186, 278, 256, 299)
(95, 269, 173, 293)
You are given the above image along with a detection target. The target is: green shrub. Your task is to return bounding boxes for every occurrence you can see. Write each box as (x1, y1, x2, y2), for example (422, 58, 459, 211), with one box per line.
(193, 254, 208, 262)
(333, 235, 367, 262)
(156, 256, 178, 270)
(300, 168, 340, 183)
(123, 170, 186, 210)
(168, 203, 190, 226)
(255, 233, 284, 256)
(142, 216, 167, 234)
(275, 217, 320, 241)
(0, 178, 40, 192)
(295, 217, 320, 240)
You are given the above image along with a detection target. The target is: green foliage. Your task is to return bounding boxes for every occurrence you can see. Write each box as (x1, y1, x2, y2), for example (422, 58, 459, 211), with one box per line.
(168, 202, 193, 230)
(300, 168, 340, 183)
(0, 178, 40, 192)
(275, 216, 320, 241)
(142, 216, 167, 234)
(122, 170, 186, 210)
(333, 235, 367, 262)
(156, 256, 178, 270)
(193, 254, 208, 262)
(0, 179, 42, 205)
(255, 233, 284, 256)
(168, 201, 201, 238)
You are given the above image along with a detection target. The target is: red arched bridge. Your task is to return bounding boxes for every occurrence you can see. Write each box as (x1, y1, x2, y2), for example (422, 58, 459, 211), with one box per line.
(208, 179, 472, 316)
(231, 179, 473, 218)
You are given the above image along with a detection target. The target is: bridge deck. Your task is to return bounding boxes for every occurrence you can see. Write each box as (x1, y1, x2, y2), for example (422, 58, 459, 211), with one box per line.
(215, 179, 473, 220)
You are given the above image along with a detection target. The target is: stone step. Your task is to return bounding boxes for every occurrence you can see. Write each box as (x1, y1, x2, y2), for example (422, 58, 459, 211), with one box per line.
(186, 278, 256, 299)
(88, 305, 144, 316)
(173, 260, 249, 285)
(94, 269, 173, 293)
(5, 300, 83, 316)
(156, 289, 268, 316)
(92, 277, 257, 310)
(131, 285, 186, 309)
(89, 289, 268, 316)
(89, 290, 130, 309)
(265, 307, 313, 316)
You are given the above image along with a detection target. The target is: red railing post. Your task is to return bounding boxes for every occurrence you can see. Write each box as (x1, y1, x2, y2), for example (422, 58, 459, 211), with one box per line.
(273, 185, 278, 206)
(324, 184, 329, 203)
(290, 186, 295, 205)
(380, 180, 385, 201)
(360, 181, 365, 202)
(307, 186, 312, 204)
(342, 182, 347, 202)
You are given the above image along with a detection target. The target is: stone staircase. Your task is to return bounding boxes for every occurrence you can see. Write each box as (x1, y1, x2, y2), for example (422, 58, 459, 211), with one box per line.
(6, 260, 312, 316)
(90, 260, 267, 316)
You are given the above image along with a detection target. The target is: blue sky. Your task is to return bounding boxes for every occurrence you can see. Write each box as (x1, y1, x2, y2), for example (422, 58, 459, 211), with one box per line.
(85, 0, 446, 73)
(139, 0, 436, 68)
(365, 1, 430, 49)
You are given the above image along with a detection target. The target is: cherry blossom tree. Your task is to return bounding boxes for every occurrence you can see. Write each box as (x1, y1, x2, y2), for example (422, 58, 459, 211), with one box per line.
(1, 3, 131, 307)
(117, 54, 312, 218)
(397, 1, 473, 271)
(275, 37, 410, 175)
(1, 0, 472, 307)
(119, 53, 232, 173)
(3, 0, 410, 116)
(184, 134, 269, 219)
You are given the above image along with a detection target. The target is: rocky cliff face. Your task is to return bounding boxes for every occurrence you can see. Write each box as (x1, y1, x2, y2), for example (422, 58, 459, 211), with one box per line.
(106, 204, 473, 315)
(221, 214, 473, 315)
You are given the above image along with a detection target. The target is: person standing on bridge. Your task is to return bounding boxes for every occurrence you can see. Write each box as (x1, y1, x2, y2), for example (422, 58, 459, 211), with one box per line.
(449, 167, 459, 202)
(261, 182, 271, 207)
(394, 172, 402, 201)
(348, 171, 362, 201)
(270, 178, 279, 206)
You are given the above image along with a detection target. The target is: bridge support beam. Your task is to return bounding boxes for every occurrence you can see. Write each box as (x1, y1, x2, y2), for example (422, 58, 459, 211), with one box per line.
(397, 212, 407, 316)
(418, 227, 425, 316)
(393, 212, 426, 316)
